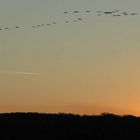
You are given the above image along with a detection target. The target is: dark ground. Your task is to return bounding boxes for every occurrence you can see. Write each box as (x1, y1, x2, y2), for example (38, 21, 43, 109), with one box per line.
(0, 112, 140, 140)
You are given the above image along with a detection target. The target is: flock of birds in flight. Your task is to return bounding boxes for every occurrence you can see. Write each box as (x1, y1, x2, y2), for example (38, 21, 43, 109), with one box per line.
(0, 9, 138, 31)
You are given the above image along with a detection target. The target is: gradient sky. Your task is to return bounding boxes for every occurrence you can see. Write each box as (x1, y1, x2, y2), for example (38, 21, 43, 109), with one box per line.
(0, 0, 140, 115)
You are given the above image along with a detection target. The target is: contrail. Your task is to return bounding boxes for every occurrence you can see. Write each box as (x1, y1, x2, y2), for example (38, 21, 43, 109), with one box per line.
(0, 71, 40, 75)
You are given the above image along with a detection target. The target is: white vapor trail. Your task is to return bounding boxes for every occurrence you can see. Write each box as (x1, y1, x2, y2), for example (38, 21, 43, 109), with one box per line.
(0, 71, 40, 75)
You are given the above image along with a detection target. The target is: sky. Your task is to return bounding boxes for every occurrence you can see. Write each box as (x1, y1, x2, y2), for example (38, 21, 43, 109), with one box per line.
(0, 0, 140, 115)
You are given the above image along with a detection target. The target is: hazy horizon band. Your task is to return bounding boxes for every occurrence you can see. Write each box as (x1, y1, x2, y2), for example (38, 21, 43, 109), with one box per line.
(0, 71, 40, 75)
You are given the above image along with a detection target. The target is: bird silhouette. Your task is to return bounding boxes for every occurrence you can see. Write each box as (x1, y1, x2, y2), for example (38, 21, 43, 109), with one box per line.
(73, 11, 79, 13)
(104, 12, 112, 14)
(113, 14, 121, 17)
(65, 21, 69, 23)
(78, 18, 83, 21)
(73, 20, 78, 22)
(64, 11, 68, 14)
(122, 12, 128, 15)
(112, 10, 119, 13)
(0, 9, 138, 32)
(85, 10, 91, 13)
(130, 13, 138, 15)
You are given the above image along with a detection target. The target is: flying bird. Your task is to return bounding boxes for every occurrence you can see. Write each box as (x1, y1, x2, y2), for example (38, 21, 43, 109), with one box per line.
(130, 13, 138, 15)
(65, 21, 69, 23)
(104, 12, 112, 14)
(113, 14, 121, 17)
(73, 11, 79, 13)
(0, 9, 138, 32)
(78, 18, 83, 21)
(64, 11, 68, 14)
(85, 10, 91, 13)
(112, 10, 119, 13)
(73, 20, 78, 22)
(122, 12, 128, 15)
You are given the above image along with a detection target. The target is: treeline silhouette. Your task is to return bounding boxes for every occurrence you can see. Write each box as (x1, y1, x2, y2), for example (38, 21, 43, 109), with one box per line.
(0, 112, 140, 140)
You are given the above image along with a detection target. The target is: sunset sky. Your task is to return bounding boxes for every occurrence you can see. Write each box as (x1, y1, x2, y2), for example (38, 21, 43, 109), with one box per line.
(0, 0, 140, 116)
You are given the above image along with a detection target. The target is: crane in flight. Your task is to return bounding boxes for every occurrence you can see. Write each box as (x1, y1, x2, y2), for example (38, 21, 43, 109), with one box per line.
(0, 9, 138, 32)
(85, 10, 91, 13)
(64, 11, 68, 14)
(73, 11, 79, 13)
(131, 13, 138, 15)
(122, 12, 128, 15)
(104, 12, 112, 14)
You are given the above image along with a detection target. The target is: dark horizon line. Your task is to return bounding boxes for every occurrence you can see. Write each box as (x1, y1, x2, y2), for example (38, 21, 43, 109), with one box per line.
(0, 112, 139, 118)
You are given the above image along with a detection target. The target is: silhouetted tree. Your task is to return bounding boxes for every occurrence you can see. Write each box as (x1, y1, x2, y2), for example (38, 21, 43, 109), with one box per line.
(0, 112, 140, 140)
